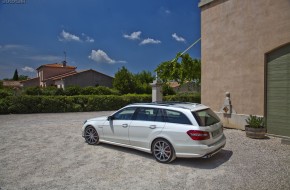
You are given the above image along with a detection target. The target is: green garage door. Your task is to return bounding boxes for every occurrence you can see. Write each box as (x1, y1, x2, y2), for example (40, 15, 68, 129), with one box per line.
(267, 43, 290, 137)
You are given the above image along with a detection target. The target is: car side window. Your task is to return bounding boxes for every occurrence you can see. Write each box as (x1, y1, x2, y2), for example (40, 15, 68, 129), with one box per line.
(164, 109, 192, 125)
(133, 107, 164, 122)
(113, 107, 137, 120)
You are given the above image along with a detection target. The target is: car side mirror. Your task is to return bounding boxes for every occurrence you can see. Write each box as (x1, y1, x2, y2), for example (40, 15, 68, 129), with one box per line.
(107, 116, 114, 121)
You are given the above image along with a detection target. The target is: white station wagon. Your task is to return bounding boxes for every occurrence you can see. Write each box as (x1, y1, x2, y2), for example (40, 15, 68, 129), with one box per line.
(82, 102, 226, 163)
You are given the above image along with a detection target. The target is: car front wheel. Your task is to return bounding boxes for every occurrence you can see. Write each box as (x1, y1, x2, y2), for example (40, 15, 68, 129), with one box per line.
(84, 126, 99, 145)
(152, 139, 175, 163)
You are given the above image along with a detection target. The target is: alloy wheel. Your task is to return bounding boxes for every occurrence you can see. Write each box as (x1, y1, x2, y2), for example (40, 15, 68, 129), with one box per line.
(153, 139, 174, 163)
(84, 126, 99, 145)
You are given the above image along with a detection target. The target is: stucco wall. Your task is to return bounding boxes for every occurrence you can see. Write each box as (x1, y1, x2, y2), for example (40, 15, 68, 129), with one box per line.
(39, 67, 75, 87)
(200, 0, 290, 115)
(40, 67, 75, 81)
(62, 70, 113, 88)
(21, 77, 40, 87)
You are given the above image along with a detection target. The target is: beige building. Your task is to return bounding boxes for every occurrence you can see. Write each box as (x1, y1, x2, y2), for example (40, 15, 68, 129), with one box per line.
(21, 62, 113, 89)
(199, 0, 290, 137)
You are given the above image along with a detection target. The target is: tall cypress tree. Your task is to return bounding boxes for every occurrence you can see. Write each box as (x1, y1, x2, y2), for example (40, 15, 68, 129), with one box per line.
(13, 69, 19, 81)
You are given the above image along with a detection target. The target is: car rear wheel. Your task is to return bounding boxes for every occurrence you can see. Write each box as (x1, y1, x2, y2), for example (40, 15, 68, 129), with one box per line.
(84, 126, 99, 145)
(152, 139, 176, 163)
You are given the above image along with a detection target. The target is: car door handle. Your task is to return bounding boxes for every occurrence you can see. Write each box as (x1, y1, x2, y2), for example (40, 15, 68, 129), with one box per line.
(122, 124, 128, 128)
(149, 125, 156, 129)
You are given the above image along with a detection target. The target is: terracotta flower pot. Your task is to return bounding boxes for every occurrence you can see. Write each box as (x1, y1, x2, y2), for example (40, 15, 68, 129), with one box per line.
(245, 125, 266, 139)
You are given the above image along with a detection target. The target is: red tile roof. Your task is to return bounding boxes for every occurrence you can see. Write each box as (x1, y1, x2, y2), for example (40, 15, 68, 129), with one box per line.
(37, 63, 76, 70)
(43, 70, 78, 81)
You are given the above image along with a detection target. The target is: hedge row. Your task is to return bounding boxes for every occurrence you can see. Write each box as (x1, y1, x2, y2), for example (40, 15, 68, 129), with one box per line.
(164, 94, 200, 103)
(0, 94, 200, 114)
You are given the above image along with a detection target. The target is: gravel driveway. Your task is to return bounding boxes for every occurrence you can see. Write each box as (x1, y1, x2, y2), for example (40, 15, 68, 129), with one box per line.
(0, 112, 289, 190)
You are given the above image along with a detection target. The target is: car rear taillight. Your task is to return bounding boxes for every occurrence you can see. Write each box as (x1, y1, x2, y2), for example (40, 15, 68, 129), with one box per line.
(187, 130, 210, 140)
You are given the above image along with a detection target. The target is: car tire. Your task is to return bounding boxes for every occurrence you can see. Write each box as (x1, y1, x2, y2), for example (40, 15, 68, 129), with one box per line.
(152, 138, 176, 163)
(84, 126, 100, 145)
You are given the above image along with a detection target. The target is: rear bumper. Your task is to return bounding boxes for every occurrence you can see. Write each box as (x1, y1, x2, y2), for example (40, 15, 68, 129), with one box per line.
(175, 134, 226, 158)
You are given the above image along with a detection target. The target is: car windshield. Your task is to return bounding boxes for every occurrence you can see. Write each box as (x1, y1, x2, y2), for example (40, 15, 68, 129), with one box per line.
(193, 108, 220, 126)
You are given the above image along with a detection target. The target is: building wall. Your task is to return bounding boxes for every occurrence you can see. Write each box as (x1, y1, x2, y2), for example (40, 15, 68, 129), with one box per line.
(21, 77, 40, 88)
(61, 70, 113, 88)
(39, 67, 75, 86)
(200, 0, 290, 118)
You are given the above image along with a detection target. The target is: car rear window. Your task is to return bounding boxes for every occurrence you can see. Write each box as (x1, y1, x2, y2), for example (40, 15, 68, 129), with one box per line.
(193, 109, 220, 126)
(164, 109, 192, 125)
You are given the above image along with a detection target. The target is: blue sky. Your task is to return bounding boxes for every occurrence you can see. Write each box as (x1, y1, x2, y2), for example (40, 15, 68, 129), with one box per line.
(0, 0, 201, 79)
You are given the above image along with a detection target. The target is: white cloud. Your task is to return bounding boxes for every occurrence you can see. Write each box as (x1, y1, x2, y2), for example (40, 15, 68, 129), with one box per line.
(159, 7, 171, 15)
(172, 33, 186, 43)
(22, 66, 35, 73)
(88, 49, 127, 64)
(0, 44, 29, 51)
(139, 38, 161, 45)
(27, 55, 62, 62)
(123, 31, 142, 40)
(85, 36, 94, 43)
(59, 30, 95, 43)
(59, 30, 81, 42)
(82, 33, 95, 43)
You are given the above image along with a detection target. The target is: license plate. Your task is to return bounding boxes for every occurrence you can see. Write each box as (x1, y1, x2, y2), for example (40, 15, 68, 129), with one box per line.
(212, 128, 222, 138)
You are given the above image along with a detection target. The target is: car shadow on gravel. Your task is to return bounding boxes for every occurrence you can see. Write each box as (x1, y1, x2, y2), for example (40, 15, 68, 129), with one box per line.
(99, 143, 153, 158)
(98, 143, 232, 169)
(172, 149, 233, 169)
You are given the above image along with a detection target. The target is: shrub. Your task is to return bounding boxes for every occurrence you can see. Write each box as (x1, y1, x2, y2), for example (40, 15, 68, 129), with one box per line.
(245, 115, 265, 128)
(0, 93, 200, 114)
(164, 93, 200, 103)
(24, 87, 42, 95)
(40, 96, 68, 113)
(81, 86, 120, 96)
(0, 94, 152, 114)
(0, 99, 10, 114)
(0, 89, 13, 98)
(81, 86, 97, 95)
(42, 86, 58, 96)
(110, 88, 121, 95)
(7, 96, 42, 113)
(64, 86, 82, 96)
(162, 84, 176, 96)
(55, 88, 64, 95)
(95, 86, 115, 95)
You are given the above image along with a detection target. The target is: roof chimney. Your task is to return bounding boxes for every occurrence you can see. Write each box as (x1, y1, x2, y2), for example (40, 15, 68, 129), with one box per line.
(63, 51, 67, 67)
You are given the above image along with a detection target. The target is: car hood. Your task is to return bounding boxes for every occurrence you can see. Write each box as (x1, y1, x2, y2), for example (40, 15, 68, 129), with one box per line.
(88, 116, 108, 122)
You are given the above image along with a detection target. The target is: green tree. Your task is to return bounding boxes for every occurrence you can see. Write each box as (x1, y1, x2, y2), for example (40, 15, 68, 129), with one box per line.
(18, 75, 29, 81)
(155, 53, 201, 85)
(134, 71, 154, 94)
(13, 69, 19, 81)
(162, 83, 176, 96)
(113, 66, 135, 94)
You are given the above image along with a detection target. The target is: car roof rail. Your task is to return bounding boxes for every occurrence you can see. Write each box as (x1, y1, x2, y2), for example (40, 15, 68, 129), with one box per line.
(129, 101, 201, 109)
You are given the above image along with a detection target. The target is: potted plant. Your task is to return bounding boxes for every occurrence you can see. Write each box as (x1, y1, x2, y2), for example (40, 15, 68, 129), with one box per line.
(245, 115, 266, 139)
